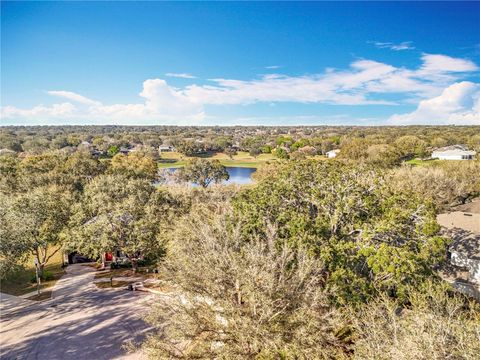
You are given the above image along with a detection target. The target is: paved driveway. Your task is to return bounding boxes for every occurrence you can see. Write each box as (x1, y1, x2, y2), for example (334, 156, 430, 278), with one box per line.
(0, 264, 152, 359)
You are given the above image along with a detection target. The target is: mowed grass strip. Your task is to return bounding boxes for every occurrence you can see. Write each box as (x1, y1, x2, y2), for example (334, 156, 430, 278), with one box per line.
(158, 151, 276, 169)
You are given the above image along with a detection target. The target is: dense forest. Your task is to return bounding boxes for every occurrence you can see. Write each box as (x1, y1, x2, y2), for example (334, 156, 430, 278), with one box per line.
(1, 125, 479, 359)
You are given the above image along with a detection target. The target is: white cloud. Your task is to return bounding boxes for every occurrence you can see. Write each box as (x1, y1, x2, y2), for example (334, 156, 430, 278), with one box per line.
(1, 53, 478, 125)
(165, 73, 197, 79)
(372, 41, 415, 51)
(1, 103, 77, 118)
(419, 53, 478, 73)
(1, 80, 204, 124)
(265, 65, 281, 69)
(47, 91, 101, 106)
(389, 81, 480, 125)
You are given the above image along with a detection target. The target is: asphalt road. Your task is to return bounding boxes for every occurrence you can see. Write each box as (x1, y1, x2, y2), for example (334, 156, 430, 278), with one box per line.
(0, 264, 152, 360)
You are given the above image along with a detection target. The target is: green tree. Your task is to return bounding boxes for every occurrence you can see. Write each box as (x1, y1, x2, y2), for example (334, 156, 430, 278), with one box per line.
(394, 135, 427, 159)
(177, 158, 229, 188)
(249, 146, 262, 159)
(233, 161, 447, 304)
(107, 145, 120, 157)
(261, 145, 273, 154)
(224, 147, 237, 159)
(110, 152, 158, 180)
(273, 147, 290, 159)
(339, 138, 368, 160)
(0, 186, 72, 278)
(68, 175, 183, 271)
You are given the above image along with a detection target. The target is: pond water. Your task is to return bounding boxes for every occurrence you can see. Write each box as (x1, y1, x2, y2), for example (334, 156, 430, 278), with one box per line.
(223, 167, 257, 185)
(161, 166, 256, 186)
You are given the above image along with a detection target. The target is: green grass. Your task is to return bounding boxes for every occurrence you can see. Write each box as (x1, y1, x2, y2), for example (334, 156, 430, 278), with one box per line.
(405, 158, 440, 167)
(0, 250, 65, 296)
(158, 151, 277, 169)
(158, 160, 187, 169)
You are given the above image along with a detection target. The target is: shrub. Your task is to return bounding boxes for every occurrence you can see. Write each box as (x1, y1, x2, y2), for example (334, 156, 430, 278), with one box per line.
(142, 207, 348, 359)
(351, 282, 480, 359)
(390, 161, 480, 209)
(30, 270, 54, 282)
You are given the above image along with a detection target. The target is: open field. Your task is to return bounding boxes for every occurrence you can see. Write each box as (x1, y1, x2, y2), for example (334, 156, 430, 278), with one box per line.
(0, 249, 65, 296)
(158, 151, 278, 169)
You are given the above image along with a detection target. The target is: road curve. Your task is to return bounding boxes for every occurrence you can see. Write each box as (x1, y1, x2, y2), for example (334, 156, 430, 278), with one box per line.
(0, 264, 152, 360)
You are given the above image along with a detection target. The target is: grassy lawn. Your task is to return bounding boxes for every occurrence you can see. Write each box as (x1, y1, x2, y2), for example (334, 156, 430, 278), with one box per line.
(158, 151, 277, 169)
(405, 158, 440, 166)
(0, 249, 65, 296)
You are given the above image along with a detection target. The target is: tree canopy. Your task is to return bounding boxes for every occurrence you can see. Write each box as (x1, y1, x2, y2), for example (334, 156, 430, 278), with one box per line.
(177, 158, 229, 187)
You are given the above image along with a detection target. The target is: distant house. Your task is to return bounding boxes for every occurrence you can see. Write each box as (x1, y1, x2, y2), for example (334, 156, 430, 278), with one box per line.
(326, 149, 340, 158)
(158, 145, 175, 152)
(0, 148, 16, 155)
(119, 147, 130, 155)
(431, 145, 476, 160)
(79, 141, 92, 148)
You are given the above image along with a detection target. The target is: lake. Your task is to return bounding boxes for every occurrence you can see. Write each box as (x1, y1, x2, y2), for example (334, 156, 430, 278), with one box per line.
(161, 166, 257, 186)
(223, 167, 257, 185)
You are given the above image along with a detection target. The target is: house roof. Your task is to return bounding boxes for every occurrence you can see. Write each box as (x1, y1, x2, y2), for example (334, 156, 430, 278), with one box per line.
(435, 144, 468, 151)
(432, 145, 476, 156)
(432, 149, 476, 156)
(327, 149, 340, 154)
(437, 211, 480, 234)
(447, 230, 480, 260)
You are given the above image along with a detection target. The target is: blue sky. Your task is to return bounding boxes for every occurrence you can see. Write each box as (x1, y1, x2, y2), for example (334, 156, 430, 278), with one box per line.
(1, 1, 479, 126)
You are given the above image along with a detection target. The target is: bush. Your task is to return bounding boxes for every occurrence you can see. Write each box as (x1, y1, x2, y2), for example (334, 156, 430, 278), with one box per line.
(30, 270, 54, 283)
(351, 282, 480, 359)
(142, 206, 348, 359)
(390, 161, 480, 209)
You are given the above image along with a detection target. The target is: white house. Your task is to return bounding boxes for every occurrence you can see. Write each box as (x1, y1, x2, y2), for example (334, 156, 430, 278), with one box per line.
(431, 145, 476, 160)
(326, 149, 340, 158)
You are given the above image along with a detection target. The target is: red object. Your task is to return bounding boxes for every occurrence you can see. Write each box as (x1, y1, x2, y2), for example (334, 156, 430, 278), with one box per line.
(105, 252, 113, 261)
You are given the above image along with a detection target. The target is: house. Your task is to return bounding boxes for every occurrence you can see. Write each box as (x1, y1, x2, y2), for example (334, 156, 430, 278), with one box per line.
(326, 149, 340, 158)
(0, 148, 16, 155)
(437, 199, 480, 299)
(431, 145, 476, 160)
(158, 145, 175, 152)
(448, 232, 480, 284)
(78, 141, 93, 149)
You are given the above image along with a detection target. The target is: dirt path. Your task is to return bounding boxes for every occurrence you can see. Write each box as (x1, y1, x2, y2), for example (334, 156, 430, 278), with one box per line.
(0, 264, 152, 359)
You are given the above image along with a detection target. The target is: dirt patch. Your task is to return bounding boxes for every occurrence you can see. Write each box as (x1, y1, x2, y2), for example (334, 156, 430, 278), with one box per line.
(27, 290, 53, 301)
(94, 280, 133, 289)
(94, 268, 155, 279)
